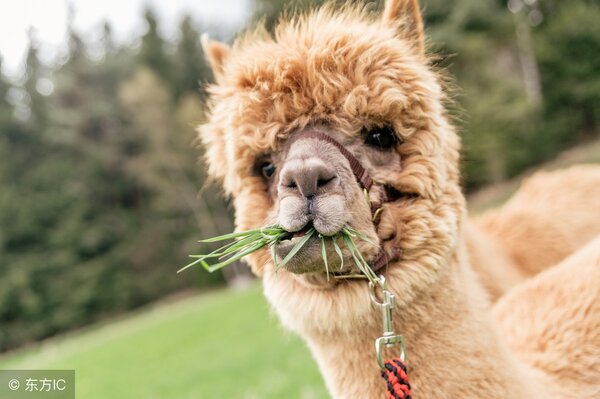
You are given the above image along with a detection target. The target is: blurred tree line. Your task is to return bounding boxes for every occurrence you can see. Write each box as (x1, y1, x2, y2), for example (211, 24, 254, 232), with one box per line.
(0, 9, 234, 351)
(0, 0, 599, 351)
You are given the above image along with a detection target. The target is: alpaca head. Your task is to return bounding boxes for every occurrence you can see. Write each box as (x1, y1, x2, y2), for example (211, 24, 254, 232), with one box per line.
(199, 0, 465, 335)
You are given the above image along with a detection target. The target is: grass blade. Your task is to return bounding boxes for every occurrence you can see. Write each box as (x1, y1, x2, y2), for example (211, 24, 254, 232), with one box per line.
(203, 236, 257, 259)
(350, 237, 379, 282)
(332, 237, 345, 271)
(343, 234, 379, 285)
(177, 257, 206, 273)
(321, 235, 330, 281)
(203, 240, 269, 272)
(199, 228, 263, 243)
(343, 226, 378, 247)
(271, 242, 279, 272)
(278, 228, 315, 269)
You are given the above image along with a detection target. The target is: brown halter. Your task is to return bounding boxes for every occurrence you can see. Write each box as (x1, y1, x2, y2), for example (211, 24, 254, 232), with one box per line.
(292, 130, 402, 273)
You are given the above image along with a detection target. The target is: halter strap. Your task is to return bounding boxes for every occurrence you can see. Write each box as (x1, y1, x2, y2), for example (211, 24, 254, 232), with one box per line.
(293, 130, 374, 191)
(292, 129, 401, 273)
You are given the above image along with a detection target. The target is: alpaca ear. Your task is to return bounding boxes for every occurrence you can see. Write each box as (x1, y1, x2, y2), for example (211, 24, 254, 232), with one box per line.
(201, 34, 231, 81)
(382, 0, 425, 56)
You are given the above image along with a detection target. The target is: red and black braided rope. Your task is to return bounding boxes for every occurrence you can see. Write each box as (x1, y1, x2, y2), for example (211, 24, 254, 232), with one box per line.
(381, 358, 412, 399)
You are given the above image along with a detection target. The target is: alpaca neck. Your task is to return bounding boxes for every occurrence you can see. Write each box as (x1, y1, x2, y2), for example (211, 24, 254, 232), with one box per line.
(304, 246, 544, 398)
(464, 221, 527, 301)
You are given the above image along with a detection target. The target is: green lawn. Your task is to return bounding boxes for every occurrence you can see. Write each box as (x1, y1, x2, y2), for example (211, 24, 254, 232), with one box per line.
(0, 284, 327, 398)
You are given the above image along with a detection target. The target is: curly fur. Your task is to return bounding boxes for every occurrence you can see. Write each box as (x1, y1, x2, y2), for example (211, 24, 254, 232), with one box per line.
(198, 1, 600, 397)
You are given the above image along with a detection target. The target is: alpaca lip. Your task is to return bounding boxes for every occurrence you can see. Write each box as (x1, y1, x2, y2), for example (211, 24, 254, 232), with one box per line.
(277, 224, 312, 242)
(274, 233, 323, 273)
(292, 224, 312, 238)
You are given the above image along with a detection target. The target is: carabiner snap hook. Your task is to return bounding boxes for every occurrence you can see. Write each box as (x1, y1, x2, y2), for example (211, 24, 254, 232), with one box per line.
(368, 275, 388, 305)
(369, 275, 406, 369)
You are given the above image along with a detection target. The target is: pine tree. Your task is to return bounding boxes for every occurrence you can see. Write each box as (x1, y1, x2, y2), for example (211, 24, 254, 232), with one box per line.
(174, 15, 210, 98)
(22, 30, 48, 132)
(139, 8, 171, 86)
(0, 57, 13, 122)
(101, 20, 116, 56)
(535, 0, 600, 143)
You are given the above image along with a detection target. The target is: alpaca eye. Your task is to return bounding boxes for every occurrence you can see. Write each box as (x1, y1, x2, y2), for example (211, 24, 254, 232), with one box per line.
(261, 162, 276, 179)
(364, 126, 396, 150)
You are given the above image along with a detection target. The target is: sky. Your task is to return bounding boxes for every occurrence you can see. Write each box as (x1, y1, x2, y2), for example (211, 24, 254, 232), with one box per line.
(0, 0, 252, 78)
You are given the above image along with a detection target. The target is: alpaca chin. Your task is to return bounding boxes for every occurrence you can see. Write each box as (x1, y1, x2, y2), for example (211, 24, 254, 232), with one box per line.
(291, 273, 337, 289)
(263, 265, 379, 336)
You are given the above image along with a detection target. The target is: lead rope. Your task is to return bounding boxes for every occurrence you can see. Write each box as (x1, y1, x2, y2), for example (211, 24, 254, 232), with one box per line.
(369, 276, 412, 399)
(381, 358, 412, 399)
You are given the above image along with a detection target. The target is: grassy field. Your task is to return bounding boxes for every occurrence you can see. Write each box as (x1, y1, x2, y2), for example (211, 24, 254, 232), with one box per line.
(0, 284, 327, 399)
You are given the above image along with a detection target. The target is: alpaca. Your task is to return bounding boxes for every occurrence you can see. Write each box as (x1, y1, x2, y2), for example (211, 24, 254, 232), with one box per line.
(198, 0, 600, 397)
(494, 234, 600, 399)
(469, 165, 600, 300)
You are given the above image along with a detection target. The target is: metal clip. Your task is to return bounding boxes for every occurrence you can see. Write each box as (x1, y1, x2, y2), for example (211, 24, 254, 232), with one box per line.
(369, 276, 406, 369)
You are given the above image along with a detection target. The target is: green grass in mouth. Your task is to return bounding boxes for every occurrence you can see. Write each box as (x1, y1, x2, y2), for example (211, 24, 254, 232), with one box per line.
(179, 225, 379, 284)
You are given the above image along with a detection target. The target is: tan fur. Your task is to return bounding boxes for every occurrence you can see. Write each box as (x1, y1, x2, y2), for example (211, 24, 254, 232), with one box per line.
(198, 1, 600, 397)
(464, 220, 527, 301)
(200, 34, 230, 82)
(494, 235, 600, 398)
(466, 165, 600, 301)
(475, 165, 600, 277)
(382, 0, 426, 56)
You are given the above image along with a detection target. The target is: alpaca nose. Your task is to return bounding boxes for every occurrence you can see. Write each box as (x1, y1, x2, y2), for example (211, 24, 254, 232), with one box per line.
(280, 158, 338, 200)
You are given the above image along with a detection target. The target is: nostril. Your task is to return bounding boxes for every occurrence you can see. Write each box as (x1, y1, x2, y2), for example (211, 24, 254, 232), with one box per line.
(279, 160, 337, 197)
(317, 176, 335, 187)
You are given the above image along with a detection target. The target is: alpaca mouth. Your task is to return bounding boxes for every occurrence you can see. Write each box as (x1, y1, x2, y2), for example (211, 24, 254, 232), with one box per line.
(280, 222, 313, 240)
(276, 222, 314, 247)
(274, 231, 323, 274)
(275, 220, 350, 274)
(273, 186, 417, 277)
(274, 220, 386, 277)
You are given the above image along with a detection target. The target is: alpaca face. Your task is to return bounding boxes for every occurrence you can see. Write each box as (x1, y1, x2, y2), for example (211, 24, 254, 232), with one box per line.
(264, 125, 399, 275)
(200, 2, 466, 333)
